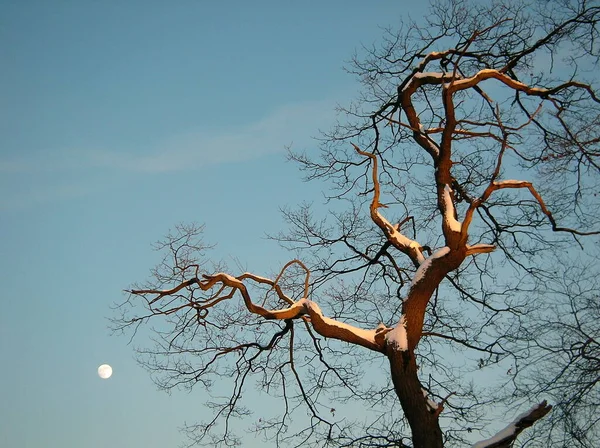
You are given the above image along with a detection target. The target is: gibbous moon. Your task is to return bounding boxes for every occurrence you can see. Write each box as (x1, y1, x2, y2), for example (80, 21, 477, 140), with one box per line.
(97, 364, 113, 379)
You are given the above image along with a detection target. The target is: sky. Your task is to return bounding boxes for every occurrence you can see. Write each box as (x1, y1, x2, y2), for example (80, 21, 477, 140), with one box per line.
(0, 1, 430, 447)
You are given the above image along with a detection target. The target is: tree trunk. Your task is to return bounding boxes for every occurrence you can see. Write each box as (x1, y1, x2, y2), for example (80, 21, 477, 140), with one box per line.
(388, 346, 443, 448)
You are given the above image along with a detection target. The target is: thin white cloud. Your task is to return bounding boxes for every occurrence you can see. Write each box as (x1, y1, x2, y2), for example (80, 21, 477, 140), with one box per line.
(0, 182, 96, 210)
(0, 99, 338, 209)
(1, 99, 337, 174)
(124, 99, 335, 173)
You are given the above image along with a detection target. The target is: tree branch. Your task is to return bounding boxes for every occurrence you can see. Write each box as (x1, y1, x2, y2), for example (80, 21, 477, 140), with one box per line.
(353, 144, 426, 266)
(472, 401, 552, 448)
(132, 269, 387, 353)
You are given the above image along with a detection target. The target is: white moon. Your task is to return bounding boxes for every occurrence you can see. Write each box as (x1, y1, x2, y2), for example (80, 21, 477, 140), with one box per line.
(97, 364, 113, 379)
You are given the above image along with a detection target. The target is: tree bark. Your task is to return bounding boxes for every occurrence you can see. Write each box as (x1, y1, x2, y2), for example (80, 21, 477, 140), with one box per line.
(388, 346, 443, 448)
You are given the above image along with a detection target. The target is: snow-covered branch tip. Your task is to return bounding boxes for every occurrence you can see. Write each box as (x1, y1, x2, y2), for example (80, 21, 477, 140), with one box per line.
(472, 401, 552, 448)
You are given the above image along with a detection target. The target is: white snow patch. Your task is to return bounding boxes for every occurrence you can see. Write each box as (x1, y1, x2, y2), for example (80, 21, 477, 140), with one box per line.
(443, 185, 462, 233)
(492, 179, 522, 187)
(471, 424, 517, 448)
(402, 72, 449, 92)
(422, 388, 439, 412)
(303, 300, 377, 344)
(411, 246, 450, 286)
(389, 232, 416, 248)
(414, 71, 447, 80)
(471, 403, 541, 448)
(386, 315, 408, 351)
(271, 297, 310, 318)
(246, 273, 273, 283)
(387, 233, 426, 265)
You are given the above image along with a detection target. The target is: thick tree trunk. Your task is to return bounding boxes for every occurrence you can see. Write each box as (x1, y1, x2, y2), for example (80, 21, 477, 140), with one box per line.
(388, 346, 443, 448)
(383, 251, 464, 447)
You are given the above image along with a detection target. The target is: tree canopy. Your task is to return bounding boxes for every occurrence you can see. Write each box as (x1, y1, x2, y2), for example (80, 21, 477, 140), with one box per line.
(115, 1, 600, 446)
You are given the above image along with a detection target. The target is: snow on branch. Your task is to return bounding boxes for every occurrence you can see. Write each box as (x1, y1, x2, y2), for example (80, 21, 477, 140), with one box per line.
(130, 266, 387, 353)
(411, 246, 450, 287)
(403, 71, 456, 90)
(442, 184, 462, 234)
(300, 299, 385, 352)
(386, 315, 408, 351)
(353, 144, 426, 266)
(447, 68, 600, 103)
(471, 401, 552, 448)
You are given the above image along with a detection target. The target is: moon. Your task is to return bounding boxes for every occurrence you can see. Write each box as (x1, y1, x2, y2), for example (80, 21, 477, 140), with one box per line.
(97, 364, 113, 379)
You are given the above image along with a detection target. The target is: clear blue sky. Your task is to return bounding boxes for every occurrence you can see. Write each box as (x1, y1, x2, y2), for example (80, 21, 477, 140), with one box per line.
(0, 1, 428, 447)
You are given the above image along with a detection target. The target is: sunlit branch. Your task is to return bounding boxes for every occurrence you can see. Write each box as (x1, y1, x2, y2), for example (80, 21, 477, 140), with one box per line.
(353, 143, 426, 266)
(132, 270, 386, 352)
(448, 69, 600, 104)
(465, 244, 496, 256)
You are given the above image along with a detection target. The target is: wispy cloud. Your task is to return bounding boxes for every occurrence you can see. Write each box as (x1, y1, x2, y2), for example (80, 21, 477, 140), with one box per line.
(0, 183, 95, 210)
(0, 99, 338, 209)
(93, 99, 336, 173)
(1, 99, 336, 175)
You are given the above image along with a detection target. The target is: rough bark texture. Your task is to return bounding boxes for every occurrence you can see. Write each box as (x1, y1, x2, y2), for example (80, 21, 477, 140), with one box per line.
(403, 252, 465, 350)
(388, 347, 443, 448)
(387, 253, 464, 447)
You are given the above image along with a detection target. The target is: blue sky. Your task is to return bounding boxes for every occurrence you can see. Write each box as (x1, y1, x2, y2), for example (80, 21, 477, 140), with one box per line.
(0, 1, 428, 447)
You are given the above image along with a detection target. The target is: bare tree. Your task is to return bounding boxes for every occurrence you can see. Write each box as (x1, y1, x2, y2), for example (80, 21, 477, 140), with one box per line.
(114, 1, 600, 447)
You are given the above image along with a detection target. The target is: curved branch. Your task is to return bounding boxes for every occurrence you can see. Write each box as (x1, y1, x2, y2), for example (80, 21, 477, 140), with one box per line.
(486, 180, 600, 236)
(353, 144, 426, 266)
(133, 269, 387, 353)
